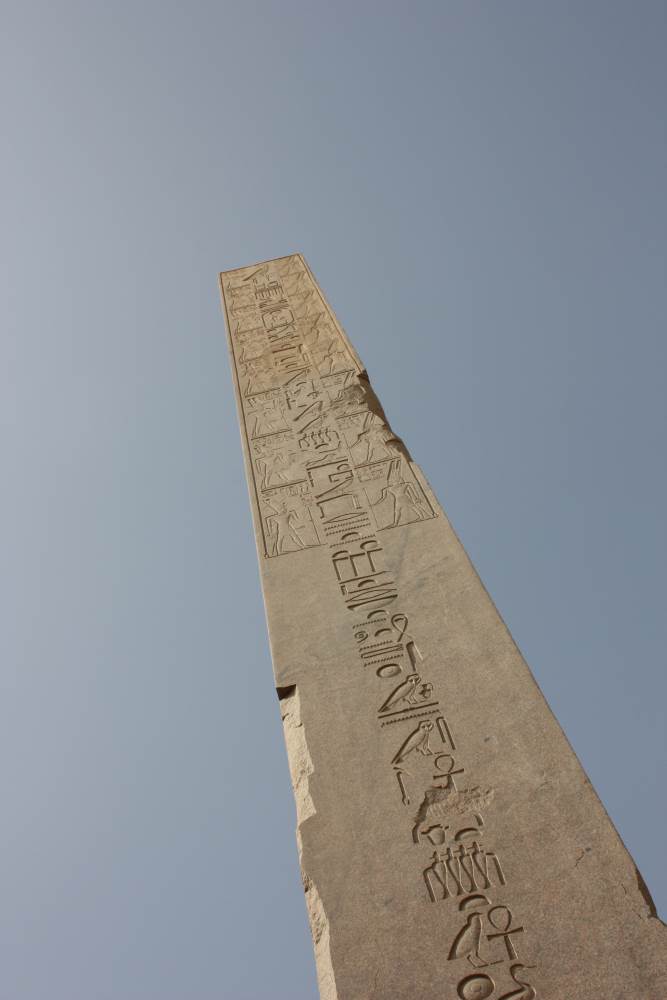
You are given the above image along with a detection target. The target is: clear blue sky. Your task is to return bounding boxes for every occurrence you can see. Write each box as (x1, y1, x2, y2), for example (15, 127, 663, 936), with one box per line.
(2, 3, 666, 998)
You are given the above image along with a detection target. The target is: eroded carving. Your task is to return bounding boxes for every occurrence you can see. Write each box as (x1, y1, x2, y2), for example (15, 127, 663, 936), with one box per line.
(265, 498, 318, 556)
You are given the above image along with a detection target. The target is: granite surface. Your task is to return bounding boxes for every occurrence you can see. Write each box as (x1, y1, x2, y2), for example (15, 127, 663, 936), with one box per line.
(219, 253, 667, 999)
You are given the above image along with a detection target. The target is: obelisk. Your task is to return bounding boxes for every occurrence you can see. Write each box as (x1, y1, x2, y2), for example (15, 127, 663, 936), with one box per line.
(219, 254, 666, 999)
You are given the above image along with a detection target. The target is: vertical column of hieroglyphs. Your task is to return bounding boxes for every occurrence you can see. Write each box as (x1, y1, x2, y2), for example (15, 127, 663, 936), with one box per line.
(221, 256, 540, 1000)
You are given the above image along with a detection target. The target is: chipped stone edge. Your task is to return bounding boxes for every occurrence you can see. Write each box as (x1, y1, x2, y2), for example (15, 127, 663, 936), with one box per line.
(278, 685, 338, 1000)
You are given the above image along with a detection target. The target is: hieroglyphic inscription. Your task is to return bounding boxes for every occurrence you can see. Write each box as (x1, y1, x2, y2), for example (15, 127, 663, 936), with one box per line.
(317, 448, 539, 993)
(221, 257, 435, 557)
(222, 255, 538, 999)
(347, 568, 538, 997)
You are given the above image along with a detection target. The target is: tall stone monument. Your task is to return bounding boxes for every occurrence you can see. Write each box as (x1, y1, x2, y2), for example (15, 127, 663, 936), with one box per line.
(219, 254, 666, 999)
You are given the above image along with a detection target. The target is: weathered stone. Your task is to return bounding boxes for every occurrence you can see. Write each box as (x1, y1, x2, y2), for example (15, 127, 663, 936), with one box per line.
(219, 254, 667, 999)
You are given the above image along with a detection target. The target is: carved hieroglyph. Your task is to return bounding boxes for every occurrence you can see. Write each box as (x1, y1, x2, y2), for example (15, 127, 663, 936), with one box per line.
(219, 254, 667, 999)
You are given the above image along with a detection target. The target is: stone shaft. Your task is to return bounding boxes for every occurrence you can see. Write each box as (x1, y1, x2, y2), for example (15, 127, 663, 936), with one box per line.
(219, 254, 666, 999)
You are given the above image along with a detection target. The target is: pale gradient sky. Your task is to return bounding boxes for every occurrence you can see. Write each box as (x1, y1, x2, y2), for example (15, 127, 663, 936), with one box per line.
(2, 3, 666, 998)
